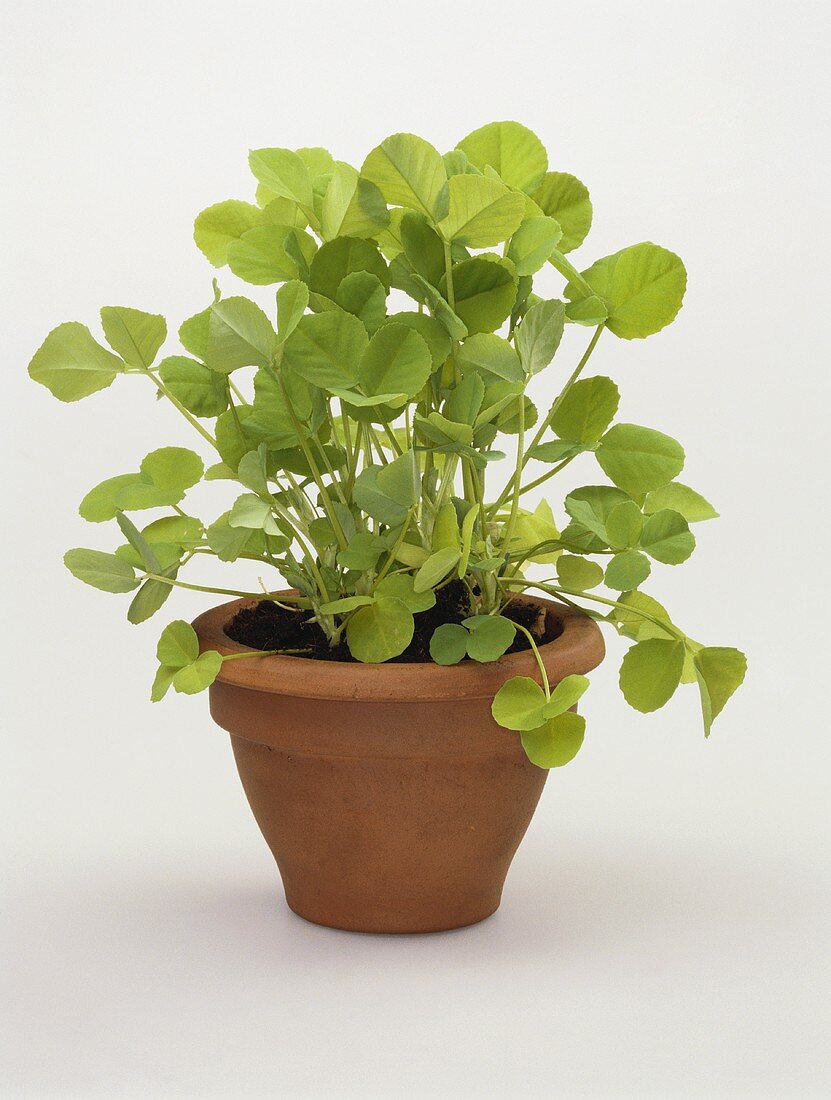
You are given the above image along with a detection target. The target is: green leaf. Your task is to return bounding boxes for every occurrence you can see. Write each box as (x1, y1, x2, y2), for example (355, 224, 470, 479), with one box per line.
(533, 172, 592, 253)
(335, 272, 387, 333)
(173, 650, 224, 695)
(156, 619, 200, 668)
(556, 555, 603, 591)
(543, 673, 590, 718)
(515, 299, 565, 375)
(640, 509, 695, 564)
(521, 712, 586, 768)
(100, 306, 166, 368)
(79, 474, 145, 522)
(375, 574, 436, 613)
(178, 307, 211, 362)
(567, 243, 687, 340)
(228, 493, 281, 536)
(644, 482, 718, 523)
(193, 200, 263, 266)
(127, 568, 177, 625)
(491, 675, 547, 731)
(605, 549, 651, 591)
(321, 162, 389, 240)
(694, 647, 747, 736)
(139, 447, 204, 497)
(528, 440, 591, 464)
(353, 450, 420, 526)
(380, 312, 451, 370)
(564, 485, 630, 541)
(248, 148, 313, 211)
(207, 297, 277, 371)
(346, 596, 414, 662)
(566, 295, 608, 326)
(309, 237, 389, 303)
(429, 623, 469, 666)
(507, 216, 563, 275)
(283, 309, 369, 390)
(361, 133, 447, 219)
(400, 211, 446, 285)
(358, 323, 432, 400)
(456, 333, 523, 382)
(596, 423, 685, 495)
(438, 175, 525, 248)
(463, 615, 515, 663)
(619, 638, 685, 712)
(614, 591, 676, 643)
(413, 547, 462, 592)
(150, 664, 177, 702)
(227, 226, 316, 285)
(115, 511, 160, 572)
(158, 356, 227, 417)
(409, 275, 469, 341)
(456, 121, 548, 193)
(445, 255, 517, 335)
(276, 280, 310, 342)
(604, 500, 644, 549)
(64, 548, 139, 593)
(551, 376, 619, 443)
(318, 595, 375, 615)
(336, 530, 387, 570)
(28, 322, 124, 402)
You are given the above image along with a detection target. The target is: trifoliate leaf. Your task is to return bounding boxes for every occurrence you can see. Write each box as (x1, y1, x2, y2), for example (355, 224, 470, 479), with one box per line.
(619, 638, 685, 712)
(346, 596, 414, 662)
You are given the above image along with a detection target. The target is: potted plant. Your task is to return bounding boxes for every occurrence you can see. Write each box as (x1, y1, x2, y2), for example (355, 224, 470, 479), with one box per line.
(28, 121, 746, 933)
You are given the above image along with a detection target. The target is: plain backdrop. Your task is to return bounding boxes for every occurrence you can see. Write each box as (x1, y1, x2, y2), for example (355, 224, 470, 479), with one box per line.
(2, 1, 830, 1097)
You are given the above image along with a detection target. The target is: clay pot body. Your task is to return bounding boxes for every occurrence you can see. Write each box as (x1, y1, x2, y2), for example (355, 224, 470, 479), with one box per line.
(193, 595, 604, 934)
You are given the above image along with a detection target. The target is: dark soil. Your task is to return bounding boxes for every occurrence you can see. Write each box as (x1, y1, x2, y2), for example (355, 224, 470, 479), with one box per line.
(225, 579, 562, 663)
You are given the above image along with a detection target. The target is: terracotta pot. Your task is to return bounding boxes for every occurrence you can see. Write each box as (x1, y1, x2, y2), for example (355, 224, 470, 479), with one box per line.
(193, 594, 604, 934)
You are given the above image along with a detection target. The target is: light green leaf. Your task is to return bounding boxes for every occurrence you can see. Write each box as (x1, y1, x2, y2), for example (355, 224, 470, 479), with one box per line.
(521, 711, 586, 768)
(353, 450, 420, 526)
(457, 121, 547, 193)
(528, 440, 591, 464)
(158, 356, 227, 417)
(619, 638, 685, 712)
(150, 664, 176, 703)
(456, 333, 523, 382)
(400, 211, 446, 285)
(173, 650, 224, 695)
(115, 511, 161, 572)
(533, 172, 592, 253)
(413, 547, 462, 592)
(207, 297, 277, 372)
(282, 309, 369, 390)
(248, 148, 313, 211)
(127, 569, 177, 625)
(694, 647, 747, 736)
(228, 493, 281, 536)
(556, 555, 604, 591)
(463, 615, 515, 663)
(596, 423, 685, 495)
(361, 133, 447, 219)
(321, 162, 389, 240)
(567, 243, 687, 340)
(566, 295, 608, 326)
(644, 482, 718, 523)
(139, 447, 204, 496)
(193, 200, 263, 266)
(445, 255, 517, 335)
(515, 299, 565, 375)
(336, 530, 387, 570)
(381, 311, 451, 370)
(358, 323, 432, 399)
(437, 175, 525, 248)
(640, 509, 695, 564)
(227, 226, 316, 285)
(614, 591, 676, 643)
(605, 549, 651, 591)
(346, 596, 414, 662)
(318, 595, 375, 615)
(409, 275, 469, 341)
(28, 322, 124, 402)
(491, 675, 547, 731)
(276, 280, 310, 342)
(335, 272, 388, 333)
(429, 623, 469, 666)
(375, 574, 437, 613)
(100, 306, 166, 368)
(551, 376, 619, 443)
(79, 474, 146, 522)
(507, 216, 563, 275)
(309, 236, 389, 301)
(605, 500, 644, 549)
(564, 485, 630, 541)
(543, 673, 590, 718)
(64, 548, 139, 594)
(156, 619, 200, 668)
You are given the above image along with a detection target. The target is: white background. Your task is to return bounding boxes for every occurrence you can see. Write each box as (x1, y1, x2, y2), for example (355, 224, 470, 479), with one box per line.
(3, 1, 830, 1096)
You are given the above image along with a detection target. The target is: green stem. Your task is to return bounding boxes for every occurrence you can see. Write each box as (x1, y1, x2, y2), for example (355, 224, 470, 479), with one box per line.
(512, 621, 551, 700)
(141, 369, 218, 450)
(500, 397, 526, 558)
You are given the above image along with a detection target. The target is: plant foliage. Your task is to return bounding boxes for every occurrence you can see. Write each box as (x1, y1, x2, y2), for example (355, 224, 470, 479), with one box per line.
(29, 121, 746, 767)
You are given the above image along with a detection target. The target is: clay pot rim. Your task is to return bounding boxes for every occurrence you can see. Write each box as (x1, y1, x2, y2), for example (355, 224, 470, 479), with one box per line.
(193, 593, 605, 702)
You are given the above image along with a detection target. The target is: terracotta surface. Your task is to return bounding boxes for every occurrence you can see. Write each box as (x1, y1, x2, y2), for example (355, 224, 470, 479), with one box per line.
(193, 594, 605, 934)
